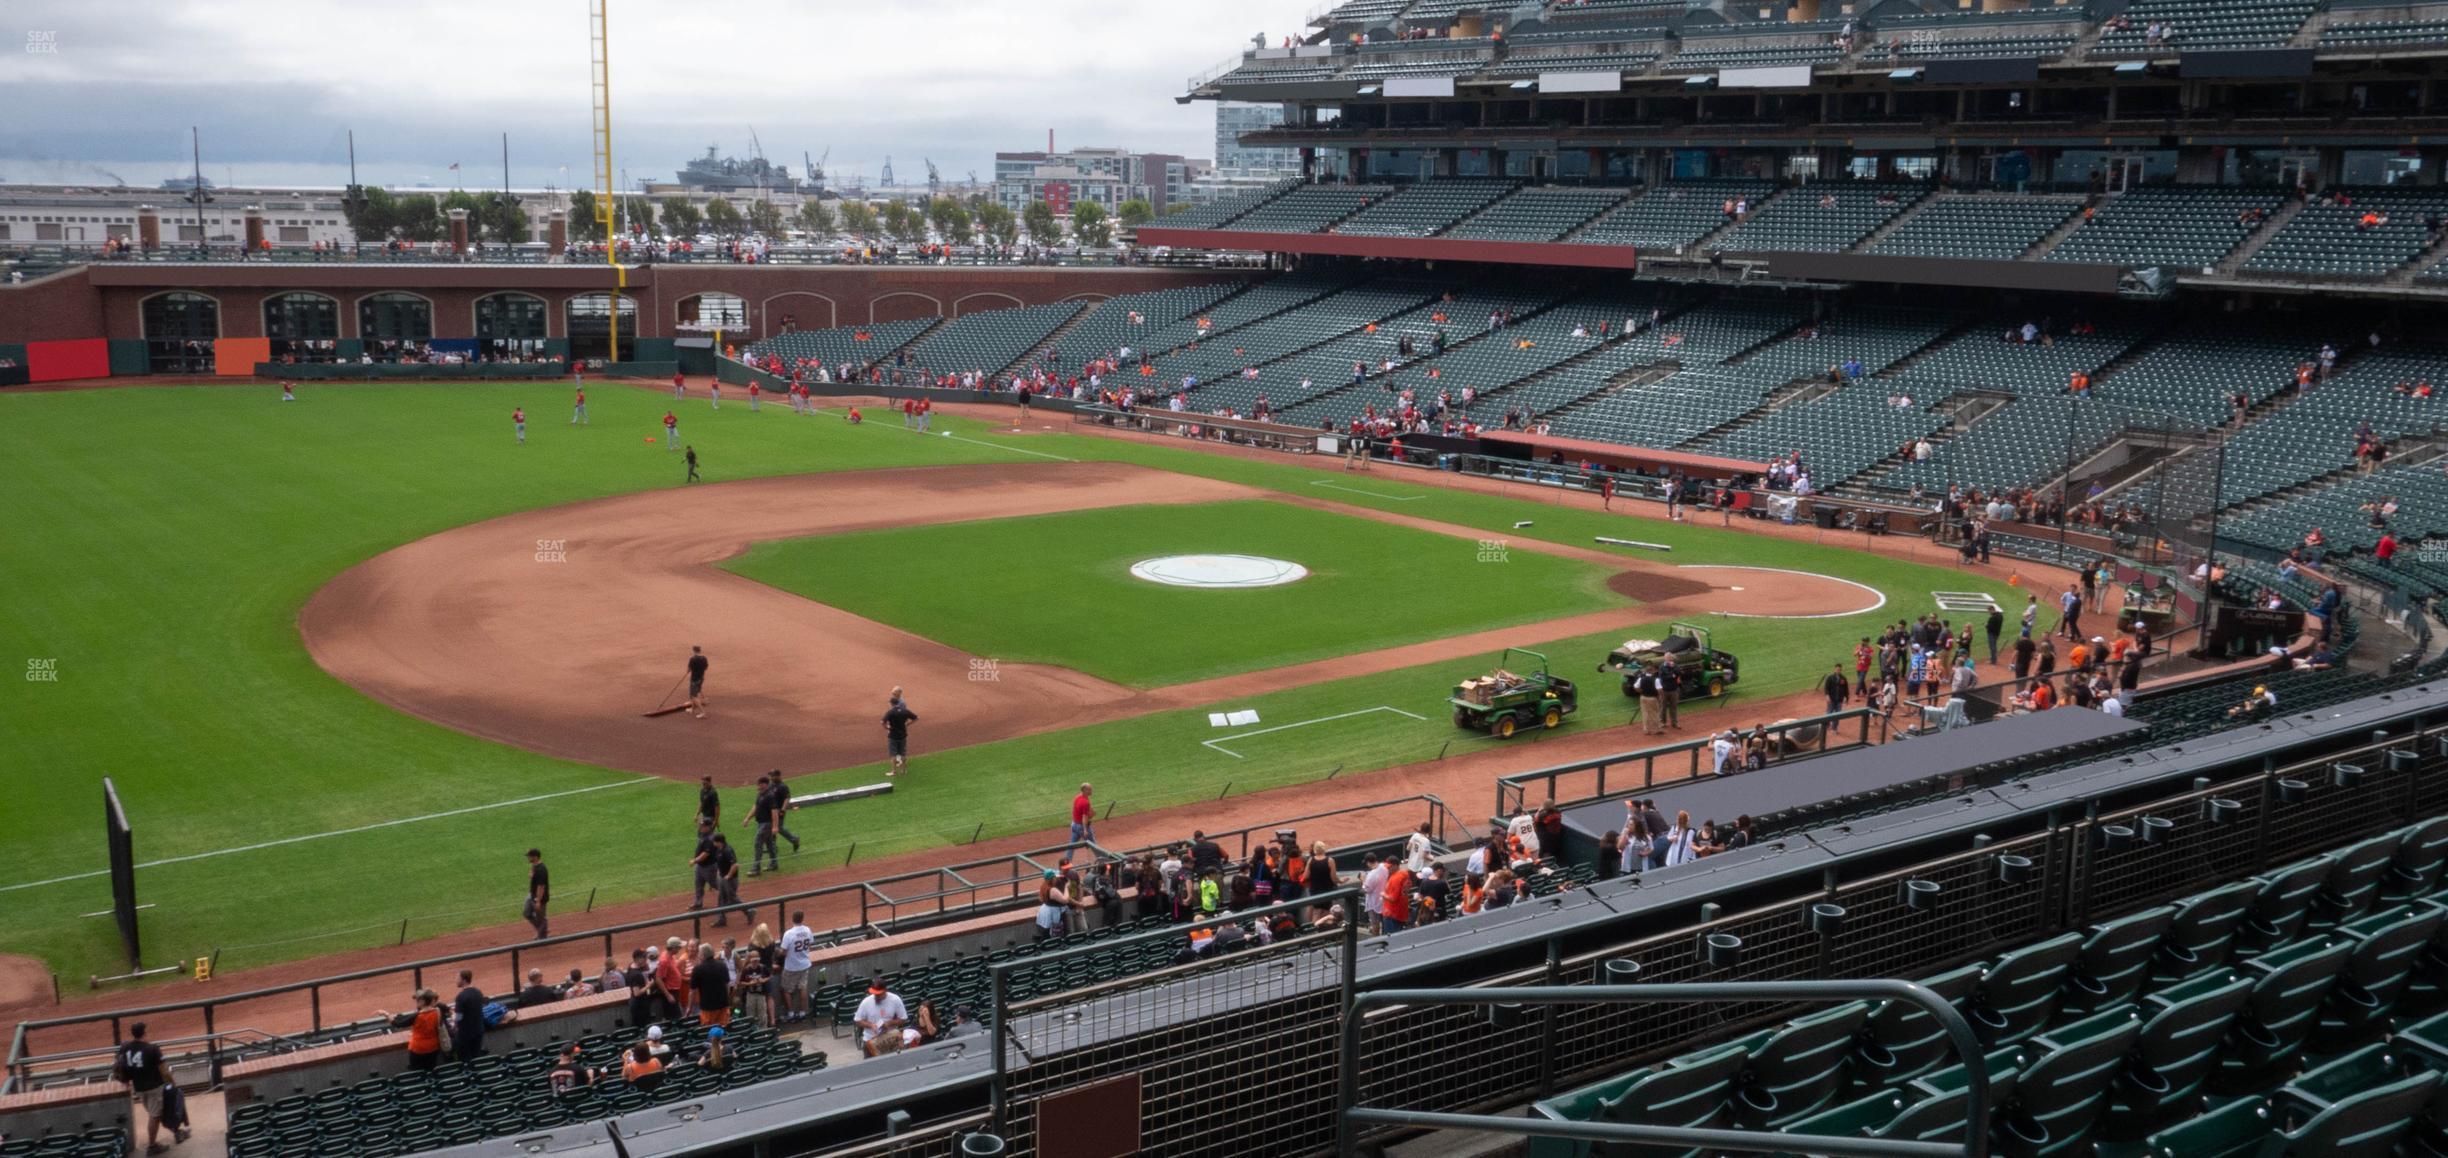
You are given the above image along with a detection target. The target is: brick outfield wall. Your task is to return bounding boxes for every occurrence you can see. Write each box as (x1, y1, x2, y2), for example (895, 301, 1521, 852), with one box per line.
(0, 264, 1245, 348)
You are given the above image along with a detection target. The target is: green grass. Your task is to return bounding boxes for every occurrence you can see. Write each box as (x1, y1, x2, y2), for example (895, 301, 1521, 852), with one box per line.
(0, 381, 2026, 983)
(723, 499, 1628, 687)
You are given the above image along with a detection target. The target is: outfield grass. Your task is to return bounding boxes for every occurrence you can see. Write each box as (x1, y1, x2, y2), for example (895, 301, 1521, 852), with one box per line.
(724, 499, 1628, 686)
(0, 381, 2025, 982)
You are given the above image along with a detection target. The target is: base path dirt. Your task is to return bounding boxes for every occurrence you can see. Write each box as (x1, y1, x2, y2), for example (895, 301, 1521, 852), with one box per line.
(301, 463, 1247, 780)
(299, 462, 1873, 782)
(0, 955, 51, 1011)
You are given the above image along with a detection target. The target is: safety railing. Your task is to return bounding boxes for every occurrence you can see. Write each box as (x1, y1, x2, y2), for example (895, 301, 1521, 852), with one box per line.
(988, 887, 1363, 1142)
(1337, 981, 1988, 1157)
(1493, 707, 1886, 818)
(1084, 793, 1466, 867)
(0, 838, 1105, 1091)
(2, 795, 1459, 1092)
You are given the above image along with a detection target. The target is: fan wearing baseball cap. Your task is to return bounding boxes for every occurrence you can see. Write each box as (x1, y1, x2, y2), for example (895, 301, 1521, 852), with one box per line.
(853, 982, 908, 1055)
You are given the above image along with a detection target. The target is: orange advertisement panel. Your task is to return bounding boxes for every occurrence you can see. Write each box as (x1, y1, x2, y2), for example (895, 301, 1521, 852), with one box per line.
(215, 337, 272, 377)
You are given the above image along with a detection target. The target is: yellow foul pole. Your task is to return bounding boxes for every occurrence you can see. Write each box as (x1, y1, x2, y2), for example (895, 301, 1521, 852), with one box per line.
(590, 0, 623, 363)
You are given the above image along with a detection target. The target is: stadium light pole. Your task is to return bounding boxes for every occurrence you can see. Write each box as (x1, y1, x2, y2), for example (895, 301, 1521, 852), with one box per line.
(342, 129, 368, 260)
(186, 127, 212, 259)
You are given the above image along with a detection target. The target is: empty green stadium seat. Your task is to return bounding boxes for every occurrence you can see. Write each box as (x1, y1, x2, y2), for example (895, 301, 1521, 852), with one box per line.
(1728, 1001, 1870, 1128)
(2101, 972, 2254, 1140)
(2154, 880, 2260, 986)
(1529, 1041, 1749, 1158)
(2064, 905, 2177, 1016)
(1994, 1009, 2144, 1156)
(2313, 904, 2446, 1049)
(2317, 834, 2406, 930)
(2387, 817, 2448, 903)
(2245, 858, 2334, 955)
(1968, 932, 2084, 1047)
(1854, 963, 1986, 1092)
(2212, 936, 2353, 1094)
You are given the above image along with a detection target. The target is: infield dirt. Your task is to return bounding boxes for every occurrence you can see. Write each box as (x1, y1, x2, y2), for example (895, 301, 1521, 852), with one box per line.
(300, 461, 1872, 780)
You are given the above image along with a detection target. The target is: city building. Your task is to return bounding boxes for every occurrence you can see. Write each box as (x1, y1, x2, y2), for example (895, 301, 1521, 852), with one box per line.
(991, 147, 1203, 217)
(1214, 103, 1300, 180)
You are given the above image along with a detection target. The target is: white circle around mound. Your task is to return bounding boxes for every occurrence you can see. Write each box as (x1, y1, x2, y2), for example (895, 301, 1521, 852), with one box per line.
(1130, 554, 1310, 589)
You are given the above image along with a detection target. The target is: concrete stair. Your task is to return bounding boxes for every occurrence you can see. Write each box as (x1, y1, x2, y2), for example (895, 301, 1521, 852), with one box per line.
(2215, 198, 2307, 275)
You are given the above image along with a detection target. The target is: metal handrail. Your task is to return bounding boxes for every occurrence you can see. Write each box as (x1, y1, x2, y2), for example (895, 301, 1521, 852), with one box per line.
(0, 839, 1123, 1076)
(988, 887, 1364, 1137)
(1493, 707, 1884, 817)
(1337, 981, 1989, 1158)
(2, 796, 1455, 1083)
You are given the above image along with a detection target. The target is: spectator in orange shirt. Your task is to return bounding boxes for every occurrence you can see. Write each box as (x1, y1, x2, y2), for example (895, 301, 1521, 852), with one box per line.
(1380, 863, 1416, 933)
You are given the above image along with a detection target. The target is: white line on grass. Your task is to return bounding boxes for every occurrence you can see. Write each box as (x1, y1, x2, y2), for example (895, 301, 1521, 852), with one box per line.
(807, 402, 1077, 462)
(0, 778, 655, 895)
(1681, 565, 1889, 620)
(1201, 705, 1430, 759)
(1308, 480, 1426, 502)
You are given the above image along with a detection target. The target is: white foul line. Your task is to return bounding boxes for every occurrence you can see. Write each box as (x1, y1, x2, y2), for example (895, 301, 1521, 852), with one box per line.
(0, 778, 656, 895)
(804, 400, 1077, 462)
(1308, 479, 1427, 502)
(1681, 565, 1889, 620)
(1202, 705, 1430, 759)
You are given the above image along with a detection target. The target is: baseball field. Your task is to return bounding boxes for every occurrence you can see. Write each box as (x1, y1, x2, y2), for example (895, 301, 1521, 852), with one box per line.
(1, 378, 2027, 985)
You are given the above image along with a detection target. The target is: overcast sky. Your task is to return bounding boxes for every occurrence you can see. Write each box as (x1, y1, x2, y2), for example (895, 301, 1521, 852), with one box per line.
(0, 0, 1311, 192)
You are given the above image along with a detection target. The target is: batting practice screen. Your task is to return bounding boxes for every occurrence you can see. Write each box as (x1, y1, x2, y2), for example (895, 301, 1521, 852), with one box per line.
(103, 777, 141, 969)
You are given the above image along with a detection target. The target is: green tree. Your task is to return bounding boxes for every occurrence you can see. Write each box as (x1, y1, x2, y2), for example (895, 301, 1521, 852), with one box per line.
(796, 199, 836, 237)
(703, 196, 745, 237)
(390, 194, 445, 242)
(440, 191, 527, 245)
(342, 185, 399, 243)
(838, 199, 879, 238)
(1071, 200, 1112, 248)
(926, 196, 972, 245)
(746, 198, 785, 237)
(1022, 200, 1061, 245)
(482, 197, 530, 244)
(660, 197, 702, 238)
(976, 202, 1019, 248)
(1115, 198, 1155, 229)
(879, 200, 928, 244)
(567, 189, 603, 242)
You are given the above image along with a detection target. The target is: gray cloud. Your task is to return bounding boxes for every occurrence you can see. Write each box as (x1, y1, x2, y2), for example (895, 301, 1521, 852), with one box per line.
(0, 0, 1309, 189)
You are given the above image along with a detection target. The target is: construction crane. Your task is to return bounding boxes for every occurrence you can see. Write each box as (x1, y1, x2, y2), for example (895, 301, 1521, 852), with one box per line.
(880, 156, 896, 188)
(925, 158, 940, 196)
(805, 148, 829, 189)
